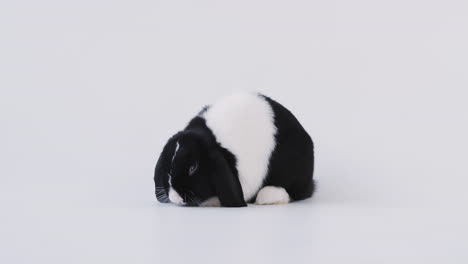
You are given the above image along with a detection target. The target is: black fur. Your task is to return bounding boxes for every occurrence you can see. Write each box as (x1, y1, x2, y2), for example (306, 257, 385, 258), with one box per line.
(260, 95, 315, 201)
(154, 93, 314, 207)
(155, 116, 246, 207)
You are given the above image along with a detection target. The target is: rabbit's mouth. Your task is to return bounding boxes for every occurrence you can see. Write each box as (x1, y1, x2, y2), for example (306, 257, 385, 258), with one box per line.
(167, 187, 206, 206)
(168, 188, 185, 205)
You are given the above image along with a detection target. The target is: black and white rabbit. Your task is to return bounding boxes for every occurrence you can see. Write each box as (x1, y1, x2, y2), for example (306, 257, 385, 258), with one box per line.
(154, 92, 315, 207)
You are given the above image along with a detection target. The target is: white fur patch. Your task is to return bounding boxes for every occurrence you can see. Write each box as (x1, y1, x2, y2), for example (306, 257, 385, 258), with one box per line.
(171, 141, 180, 164)
(200, 197, 221, 207)
(168, 141, 180, 187)
(168, 188, 184, 205)
(204, 92, 277, 201)
(255, 186, 290, 205)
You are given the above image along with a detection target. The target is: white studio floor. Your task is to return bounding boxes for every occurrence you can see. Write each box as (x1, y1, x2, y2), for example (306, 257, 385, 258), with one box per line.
(2, 0, 468, 263)
(2, 184, 467, 263)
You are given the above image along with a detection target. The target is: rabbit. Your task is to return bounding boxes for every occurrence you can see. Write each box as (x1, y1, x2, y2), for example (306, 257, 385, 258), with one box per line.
(154, 92, 315, 207)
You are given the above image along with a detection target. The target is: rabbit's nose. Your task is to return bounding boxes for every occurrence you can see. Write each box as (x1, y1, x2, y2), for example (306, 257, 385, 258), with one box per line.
(168, 188, 185, 205)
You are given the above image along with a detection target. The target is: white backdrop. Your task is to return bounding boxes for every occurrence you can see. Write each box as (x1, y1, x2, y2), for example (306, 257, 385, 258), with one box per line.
(1, 0, 467, 263)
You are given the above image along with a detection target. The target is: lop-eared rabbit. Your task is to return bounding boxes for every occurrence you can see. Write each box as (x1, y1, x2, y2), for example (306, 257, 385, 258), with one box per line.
(154, 92, 315, 207)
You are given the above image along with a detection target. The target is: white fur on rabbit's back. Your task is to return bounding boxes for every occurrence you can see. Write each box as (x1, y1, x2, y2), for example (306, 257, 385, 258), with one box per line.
(203, 92, 277, 201)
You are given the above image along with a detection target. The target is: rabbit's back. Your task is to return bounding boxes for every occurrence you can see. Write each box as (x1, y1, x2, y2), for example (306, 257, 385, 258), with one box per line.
(202, 92, 277, 201)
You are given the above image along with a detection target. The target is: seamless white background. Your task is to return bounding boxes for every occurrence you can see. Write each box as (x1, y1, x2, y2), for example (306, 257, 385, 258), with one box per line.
(1, 0, 467, 263)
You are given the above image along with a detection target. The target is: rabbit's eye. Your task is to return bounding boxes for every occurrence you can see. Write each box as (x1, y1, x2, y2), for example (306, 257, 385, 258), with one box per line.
(189, 162, 198, 176)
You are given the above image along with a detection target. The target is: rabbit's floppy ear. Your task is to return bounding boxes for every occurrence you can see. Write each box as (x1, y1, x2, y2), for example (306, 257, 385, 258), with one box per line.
(154, 133, 181, 203)
(209, 149, 247, 207)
